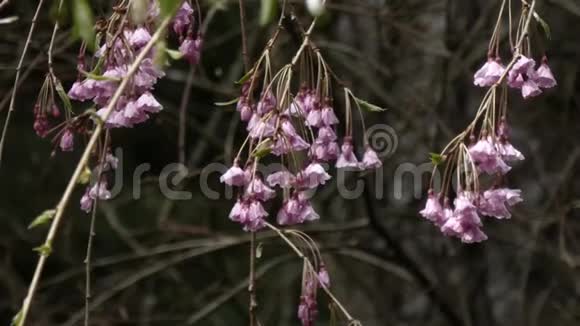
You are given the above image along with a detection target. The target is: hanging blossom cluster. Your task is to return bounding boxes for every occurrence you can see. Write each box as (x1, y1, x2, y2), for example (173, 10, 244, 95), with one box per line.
(420, 1, 556, 243)
(67, 1, 201, 129)
(298, 259, 330, 326)
(32, 1, 203, 212)
(220, 22, 382, 233)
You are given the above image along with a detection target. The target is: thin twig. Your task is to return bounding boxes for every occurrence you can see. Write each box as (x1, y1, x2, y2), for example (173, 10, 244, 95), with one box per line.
(47, 0, 65, 76)
(0, 0, 9, 12)
(265, 222, 359, 323)
(84, 131, 109, 326)
(185, 255, 293, 325)
(16, 16, 174, 326)
(178, 67, 195, 165)
(238, 0, 250, 71)
(237, 1, 258, 324)
(0, 0, 46, 166)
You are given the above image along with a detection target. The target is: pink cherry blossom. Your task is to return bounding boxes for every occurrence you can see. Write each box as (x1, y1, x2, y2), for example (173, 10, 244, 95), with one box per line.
(245, 177, 276, 201)
(469, 138, 511, 175)
(220, 163, 247, 186)
(361, 147, 382, 169)
(179, 36, 203, 65)
(266, 171, 295, 188)
(59, 129, 74, 152)
(296, 162, 331, 189)
(479, 188, 523, 219)
(419, 190, 443, 223)
(474, 57, 505, 87)
(535, 60, 557, 88)
(336, 138, 360, 169)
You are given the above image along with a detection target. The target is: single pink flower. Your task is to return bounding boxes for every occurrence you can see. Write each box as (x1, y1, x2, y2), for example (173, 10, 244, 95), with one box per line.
(179, 36, 203, 65)
(245, 176, 276, 201)
(266, 171, 295, 188)
(318, 265, 330, 288)
(320, 104, 339, 125)
(508, 55, 536, 89)
(419, 190, 443, 223)
(220, 163, 247, 186)
(361, 147, 382, 169)
(535, 60, 557, 89)
(59, 129, 74, 152)
(296, 162, 331, 189)
(336, 138, 360, 169)
(469, 138, 511, 175)
(522, 79, 542, 99)
(479, 188, 523, 219)
(129, 27, 152, 48)
(474, 57, 505, 87)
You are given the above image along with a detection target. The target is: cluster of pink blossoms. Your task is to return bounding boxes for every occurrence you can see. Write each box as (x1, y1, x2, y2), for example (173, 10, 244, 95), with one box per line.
(474, 55, 556, 98)
(61, 1, 202, 213)
(297, 264, 330, 326)
(221, 82, 382, 231)
(421, 1, 558, 243)
(421, 120, 525, 243)
(68, 2, 200, 129)
(80, 153, 118, 213)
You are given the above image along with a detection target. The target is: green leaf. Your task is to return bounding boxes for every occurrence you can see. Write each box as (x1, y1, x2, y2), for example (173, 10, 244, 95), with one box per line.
(252, 139, 272, 158)
(235, 67, 255, 85)
(28, 209, 56, 230)
(10, 310, 22, 326)
(165, 48, 184, 60)
(72, 0, 95, 48)
(54, 78, 73, 113)
(354, 97, 387, 112)
(33, 244, 53, 256)
(533, 12, 551, 40)
(215, 97, 240, 107)
(259, 0, 278, 27)
(256, 243, 263, 259)
(159, 0, 183, 19)
(429, 153, 445, 166)
(78, 166, 92, 185)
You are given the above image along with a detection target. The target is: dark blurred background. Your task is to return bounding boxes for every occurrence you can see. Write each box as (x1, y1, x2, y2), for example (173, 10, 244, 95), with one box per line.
(1, 0, 579, 325)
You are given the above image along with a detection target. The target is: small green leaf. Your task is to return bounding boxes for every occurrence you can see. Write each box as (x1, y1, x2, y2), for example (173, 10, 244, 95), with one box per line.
(72, 0, 95, 48)
(165, 48, 184, 60)
(533, 12, 551, 40)
(159, 0, 183, 19)
(429, 153, 445, 166)
(10, 310, 22, 326)
(354, 97, 387, 112)
(235, 68, 255, 85)
(33, 244, 53, 256)
(78, 166, 92, 185)
(54, 79, 73, 113)
(253, 139, 272, 158)
(215, 97, 240, 107)
(259, 0, 278, 27)
(28, 209, 56, 229)
(256, 243, 263, 259)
